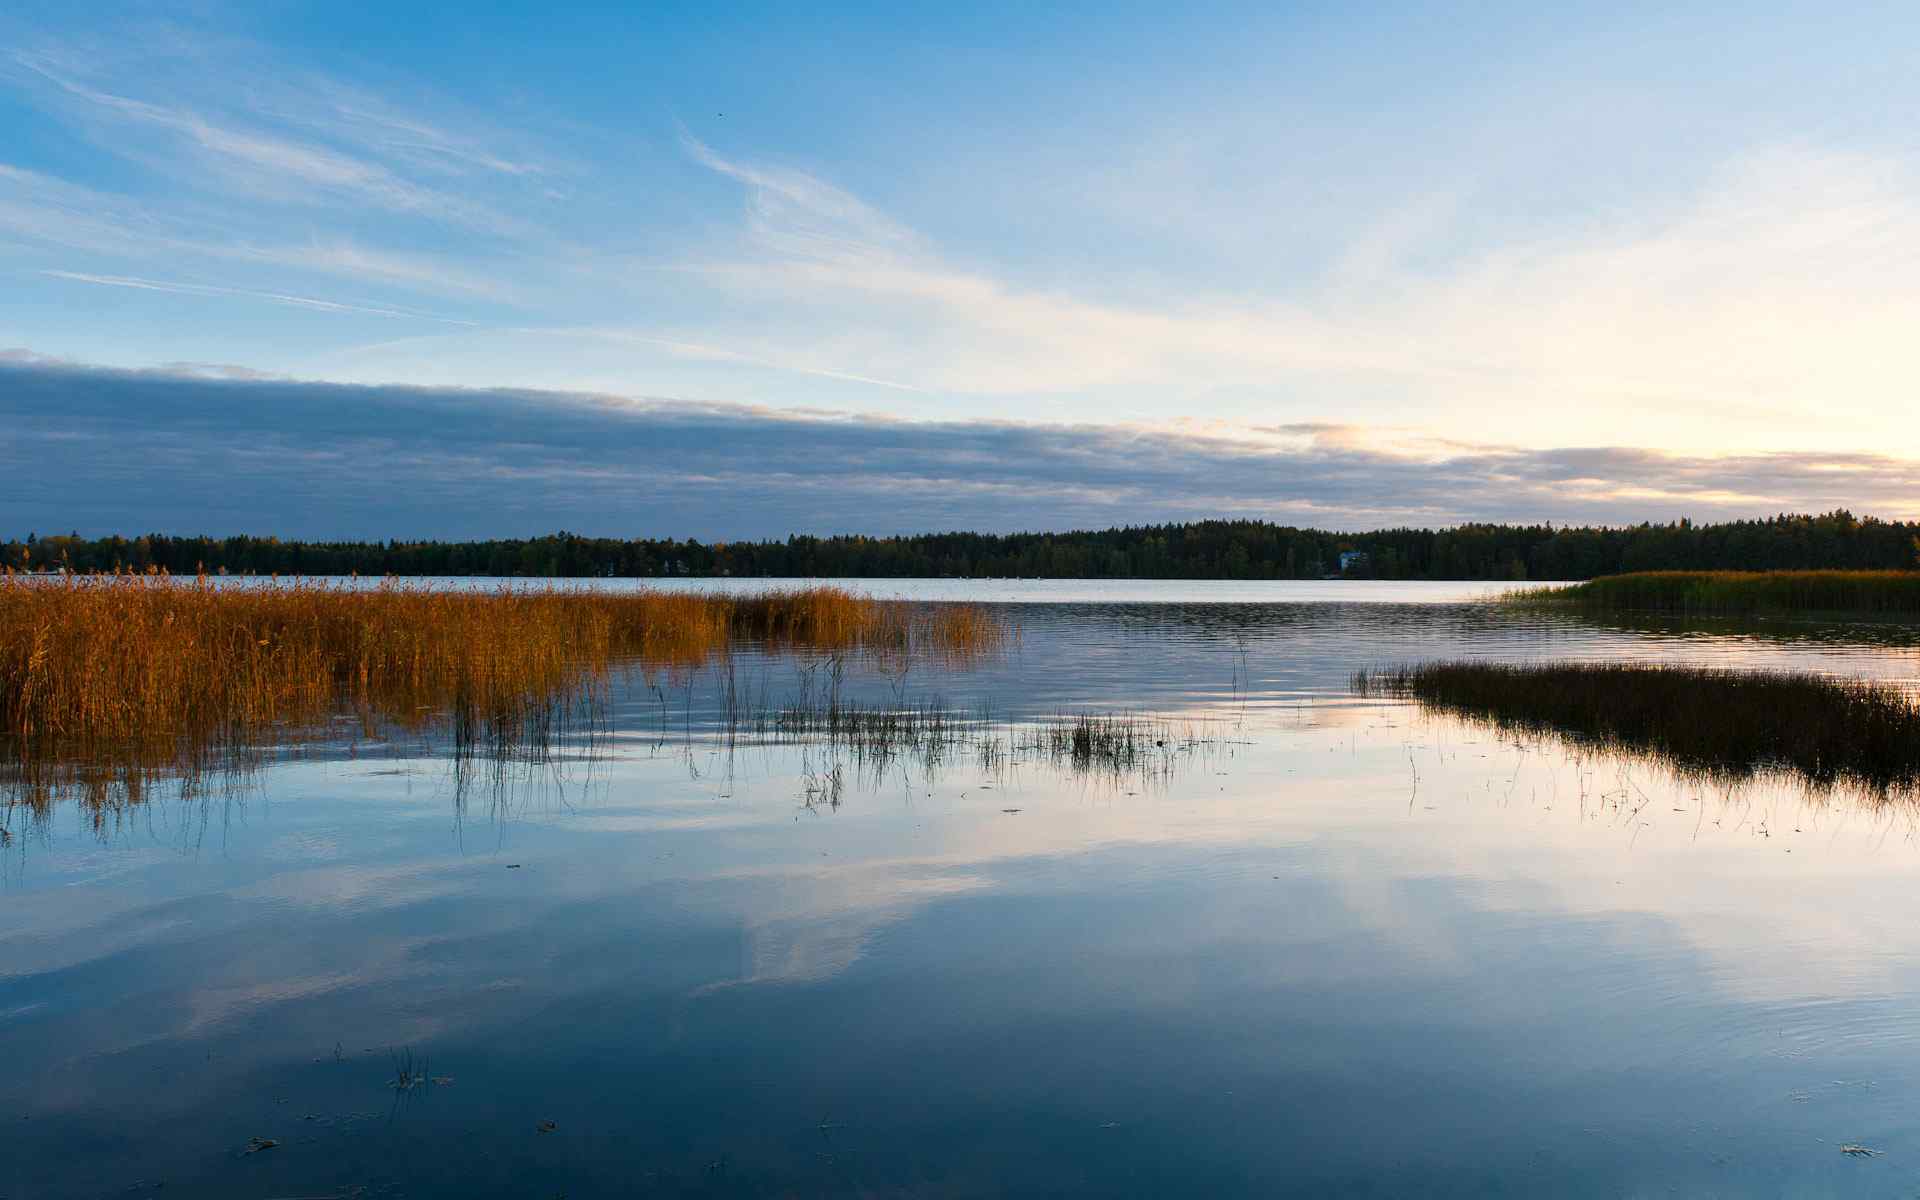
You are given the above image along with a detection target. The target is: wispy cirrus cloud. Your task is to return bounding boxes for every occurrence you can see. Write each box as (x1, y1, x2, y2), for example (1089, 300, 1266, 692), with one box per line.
(524, 325, 931, 394)
(0, 161, 176, 254)
(228, 242, 512, 301)
(38, 271, 479, 324)
(680, 131, 920, 260)
(0, 157, 510, 303)
(276, 82, 550, 180)
(675, 139, 1920, 452)
(11, 50, 532, 235)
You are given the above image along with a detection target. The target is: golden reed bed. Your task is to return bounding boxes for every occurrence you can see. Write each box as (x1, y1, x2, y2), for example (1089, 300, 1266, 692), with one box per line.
(0, 573, 1001, 813)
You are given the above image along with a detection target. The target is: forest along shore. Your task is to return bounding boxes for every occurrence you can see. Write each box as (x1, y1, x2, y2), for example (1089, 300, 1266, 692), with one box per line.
(8, 510, 1917, 580)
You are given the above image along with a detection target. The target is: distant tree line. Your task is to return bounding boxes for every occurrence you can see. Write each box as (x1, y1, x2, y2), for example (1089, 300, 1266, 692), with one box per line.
(6, 511, 1918, 581)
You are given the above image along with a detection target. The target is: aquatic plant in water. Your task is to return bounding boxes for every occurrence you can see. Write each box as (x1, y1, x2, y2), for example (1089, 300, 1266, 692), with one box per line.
(1352, 660, 1920, 796)
(0, 573, 1002, 815)
(1509, 570, 1920, 615)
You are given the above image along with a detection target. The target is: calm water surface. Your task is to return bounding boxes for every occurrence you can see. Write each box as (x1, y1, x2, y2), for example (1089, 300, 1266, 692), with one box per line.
(6, 582, 1920, 1197)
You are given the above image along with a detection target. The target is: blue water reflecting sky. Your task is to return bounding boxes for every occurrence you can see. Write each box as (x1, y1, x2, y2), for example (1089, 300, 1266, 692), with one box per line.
(6, 591, 1920, 1197)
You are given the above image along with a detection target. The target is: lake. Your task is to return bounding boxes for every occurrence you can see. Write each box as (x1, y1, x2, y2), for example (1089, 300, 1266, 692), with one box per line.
(6, 580, 1920, 1197)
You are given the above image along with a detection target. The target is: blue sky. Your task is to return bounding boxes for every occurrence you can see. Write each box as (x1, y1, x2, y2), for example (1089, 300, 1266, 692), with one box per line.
(2, 2, 1918, 535)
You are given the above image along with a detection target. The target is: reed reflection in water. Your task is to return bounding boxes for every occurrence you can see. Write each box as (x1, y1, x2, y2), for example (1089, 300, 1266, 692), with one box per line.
(1354, 660, 1920, 800)
(11, 591, 1920, 1199)
(0, 575, 1006, 819)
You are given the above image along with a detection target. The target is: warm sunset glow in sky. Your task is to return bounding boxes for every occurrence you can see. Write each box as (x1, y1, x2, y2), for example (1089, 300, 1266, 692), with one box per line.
(3, 2, 1916, 535)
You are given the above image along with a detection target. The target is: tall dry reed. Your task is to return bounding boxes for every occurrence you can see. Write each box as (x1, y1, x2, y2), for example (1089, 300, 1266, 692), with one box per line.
(0, 573, 1002, 813)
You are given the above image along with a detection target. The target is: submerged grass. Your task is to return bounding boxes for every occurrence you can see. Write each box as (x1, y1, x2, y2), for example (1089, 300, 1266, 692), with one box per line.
(1353, 660, 1920, 794)
(0, 573, 1002, 812)
(1039, 713, 1170, 774)
(1510, 570, 1920, 615)
(763, 687, 1205, 793)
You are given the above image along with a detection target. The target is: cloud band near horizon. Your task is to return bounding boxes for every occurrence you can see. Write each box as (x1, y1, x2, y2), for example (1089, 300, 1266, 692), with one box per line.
(2, 355, 1915, 541)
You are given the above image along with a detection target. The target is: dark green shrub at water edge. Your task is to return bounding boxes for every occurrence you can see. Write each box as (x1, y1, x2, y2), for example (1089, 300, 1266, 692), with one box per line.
(1515, 570, 1920, 615)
